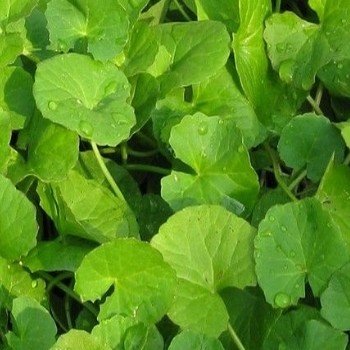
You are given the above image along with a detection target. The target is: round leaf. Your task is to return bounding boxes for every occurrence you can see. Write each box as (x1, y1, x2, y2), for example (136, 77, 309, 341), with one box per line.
(152, 205, 256, 336)
(278, 113, 345, 182)
(161, 113, 259, 215)
(0, 174, 38, 261)
(255, 198, 349, 308)
(33, 53, 135, 146)
(75, 239, 176, 324)
(168, 330, 224, 350)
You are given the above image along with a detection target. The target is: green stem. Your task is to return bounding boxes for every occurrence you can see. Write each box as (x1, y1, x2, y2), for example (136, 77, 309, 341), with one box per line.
(128, 148, 159, 158)
(121, 142, 128, 164)
(315, 83, 324, 107)
(307, 95, 323, 115)
(65, 279, 74, 329)
(264, 143, 298, 202)
(275, 0, 282, 12)
(344, 153, 350, 166)
(228, 323, 246, 350)
(136, 132, 158, 149)
(38, 271, 98, 317)
(124, 164, 171, 175)
(173, 0, 192, 21)
(91, 141, 126, 202)
(288, 169, 307, 191)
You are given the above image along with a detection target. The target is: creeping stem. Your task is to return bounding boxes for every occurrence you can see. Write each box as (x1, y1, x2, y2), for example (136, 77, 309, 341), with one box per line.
(91, 141, 126, 202)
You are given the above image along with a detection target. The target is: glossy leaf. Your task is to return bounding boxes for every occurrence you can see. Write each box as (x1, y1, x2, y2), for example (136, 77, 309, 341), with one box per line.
(75, 239, 177, 323)
(152, 205, 256, 336)
(169, 330, 224, 350)
(0, 174, 37, 261)
(6, 296, 57, 350)
(255, 198, 349, 308)
(278, 113, 345, 182)
(33, 53, 135, 146)
(161, 113, 259, 215)
(0, 112, 11, 174)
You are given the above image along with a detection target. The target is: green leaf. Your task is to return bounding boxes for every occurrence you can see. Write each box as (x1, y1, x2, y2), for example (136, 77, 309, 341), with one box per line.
(168, 330, 224, 350)
(123, 21, 159, 77)
(123, 323, 164, 350)
(161, 113, 259, 215)
(155, 21, 230, 94)
(26, 113, 79, 182)
(75, 239, 176, 323)
(0, 67, 35, 130)
(151, 205, 256, 336)
(91, 315, 135, 349)
(33, 53, 135, 146)
(0, 33, 23, 68)
(0, 112, 11, 174)
(51, 330, 112, 350)
(338, 121, 350, 148)
(0, 258, 46, 309)
(255, 198, 349, 308)
(6, 296, 56, 350)
(0, 174, 37, 261)
(316, 162, 350, 250)
(23, 238, 94, 273)
(309, 0, 327, 20)
(0, 0, 38, 26)
(278, 113, 345, 182)
(37, 170, 138, 243)
(321, 262, 350, 331)
(46, 0, 129, 61)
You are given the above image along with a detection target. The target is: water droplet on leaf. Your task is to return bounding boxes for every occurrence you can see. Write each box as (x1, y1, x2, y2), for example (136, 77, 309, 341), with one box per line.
(281, 225, 287, 232)
(269, 215, 275, 222)
(238, 145, 245, 153)
(105, 81, 117, 95)
(198, 122, 208, 135)
(274, 292, 291, 308)
(48, 101, 58, 111)
(276, 43, 285, 53)
(31, 280, 38, 288)
(79, 120, 93, 137)
(290, 250, 296, 258)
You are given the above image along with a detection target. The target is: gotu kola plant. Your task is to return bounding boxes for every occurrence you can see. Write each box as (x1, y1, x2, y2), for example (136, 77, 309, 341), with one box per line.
(1, 0, 350, 349)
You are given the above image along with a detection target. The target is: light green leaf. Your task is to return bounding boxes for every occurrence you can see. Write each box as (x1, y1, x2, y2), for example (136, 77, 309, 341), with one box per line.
(321, 262, 350, 331)
(123, 21, 159, 77)
(33, 53, 135, 146)
(152, 205, 256, 336)
(264, 12, 319, 86)
(0, 257, 46, 309)
(123, 323, 164, 350)
(168, 330, 224, 350)
(91, 315, 135, 349)
(51, 330, 111, 350)
(5, 296, 56, 350)
(23, 238, 94, 273)
(316, 162, 350, 250)
(338, 121, 350, 148)
(155, 21, 230, 94)
(26, 113, 79, 182)
(0, 0, 38, 26)
(46, 0, 129, 61)
(255, 198, 349, 308)
(161, 113, 259, 215)
(0, 33, 23, 67)
(278, 113, 345, 182)
(194, 0, 239, 32)
(0, 67, 35, 130)
(309, 0, 327, 20)
(0, 174, 37, 261)
(0, 112, 11, 174)
(75, 239, 176, 323)
(37, 170, 138, 243)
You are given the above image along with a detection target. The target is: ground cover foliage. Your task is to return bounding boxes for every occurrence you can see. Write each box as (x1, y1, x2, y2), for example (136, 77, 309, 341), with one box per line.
(1, 0, 350, 349)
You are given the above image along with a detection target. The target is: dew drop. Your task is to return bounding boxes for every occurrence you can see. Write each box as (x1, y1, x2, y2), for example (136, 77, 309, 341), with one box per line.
(218, 119, 224, 125)
(281, 225, 287, 232)
(276, 43, 285, 53)
(255, 251, 261, 259)
(7, 264, 10, 269)
(341, 18, 347, 25)
(201, 150, 207, 158)
(238, 145, 245, 153)
(198, 122, 208, 135)
(274, 292, 291, 308)
(269, 215, 275, 222)
(104, 81, 117, 95)
(222, 166, 227, 172)
(31, 280, 38, 288)
(295, 283, 300, 289)
(337, 63, 344, 69)
(261, 231, 272, 237)
(174, 174, 179, 182)
(290, 250, 296, 258)
(48, 101, 58, 111)
(76, 99, 82, 105)
(79, 120, 93, 137)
